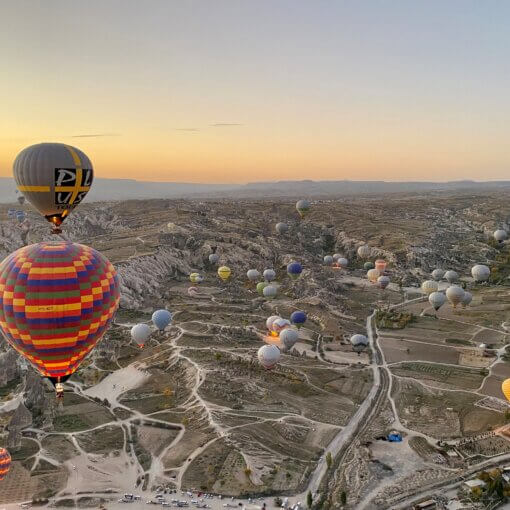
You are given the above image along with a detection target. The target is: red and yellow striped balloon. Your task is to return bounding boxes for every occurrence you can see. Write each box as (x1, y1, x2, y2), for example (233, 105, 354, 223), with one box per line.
(0, 448, 11, 481)
(0, 242, 120, 383)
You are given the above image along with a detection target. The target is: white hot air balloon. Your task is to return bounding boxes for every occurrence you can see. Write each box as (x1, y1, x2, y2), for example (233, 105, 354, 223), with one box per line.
(461, 291, 473, 308)
(279, 328, 299, 350)
(421, 280, 439, 295)
(350, 334, 369, 354)
(208, 253, 220, 264)
(131, 323, 151, 348)
(494, 229, 508, 243)
(446, 285, 465, 308)
(428, 291, 446, 311)
(263, 285, 277, 299)
(357, 245, 372, 259)
(471, 264, 490, 283)
(337, 257, 348, 269)
(263, 269, 276, 282)
(323, 255, 334, 266)
(271, 318, 291, 334)
(275, 222, 289, 235)
(445, 270, 459, 284)
(258, 344, 281, 369)
(332, 253, 343, 261)
(431, 269, 445, 281)
(367, 269, 380, 283)
(247, 269, 260, 281)
(266, 315, 281, 331)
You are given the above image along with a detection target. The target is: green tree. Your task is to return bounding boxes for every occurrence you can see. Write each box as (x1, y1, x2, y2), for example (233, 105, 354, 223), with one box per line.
(340, 491, 347, 506)
(307, 491, 312, 509)
(326, 452, 332, 469)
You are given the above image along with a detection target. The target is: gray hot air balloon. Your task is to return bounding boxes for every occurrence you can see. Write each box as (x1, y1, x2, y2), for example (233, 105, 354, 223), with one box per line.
(258, 344, 281, 369)
(461, 291, 473, 308)
(324, 255, 334, 266)
(263, 285, 277, 299)
(13, 143, 93, 232)
(279, 328, 299, 350)
(494, 229, 508, 243)
(428, 291, 446, 311)
(263, 269, 276, 282)
(350, 334, 369, 354)
(471, 264, 490, 283)
(209, 253, 220, 264)
(333, 253, 343, 261)
(357, 244, 372, 259)
(337, 257, 348, 269)
(431, 269, 445, 282)
(247, 269, 261, 281)
(446, 285, 465, 308)
(444, 270, 459, 284)
(296, 199, 310, 218)
(275, 222, 289, 235)
(377, 275, 390, 290)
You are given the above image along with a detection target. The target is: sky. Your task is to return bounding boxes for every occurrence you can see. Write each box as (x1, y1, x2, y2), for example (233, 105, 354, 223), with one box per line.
(1, 0, 509, 183)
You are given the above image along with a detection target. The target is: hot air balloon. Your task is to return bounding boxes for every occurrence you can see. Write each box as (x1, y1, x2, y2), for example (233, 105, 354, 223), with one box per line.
(445, 270, 459, 284)
(461, 291, 473, 308)
(0, 241, 120, 397)
(290, 310, 307, 328)
(152, 309, 172, 331)
(247, 269, 260, 282)
(431, 269, 445, 281)
(364, 261, 375, 271)
(275, 222, 289, 235)
(421, 280, 439, 295)
(209, 253, 220, 264)
(357, 245, 372, 259)
(263, 269, 276, 282)
(428, 291, 446, 311)
(446, 285, 465, 308)
(336, 258, 348, 269)
(218, 266, 231, 282)
(350, 334, 368, 354)
(296, 199, 310, 218)
(494, 229, 508, 243)
(471, 264, 490, 283)
(258, 344, 281, 369)
(375, 259, 387, 273)
(377, 275, 390, 290)
(0, 448, 11, 481)
(131, 323, 151, 348)
(257, 281, 269, 295)
(15, 210, 25, 223)
(502, 379, 510, 402)
(324, 255, 334, 266)
(279, 328, 299, 350)
(263, 285, 277, 299)
(367, 269, 380, 283)
(190, 272, 204, 284)
(333, 253, 343, 261)
(13, 143, 93, 233)
(266, 315, 281, 332)
(287, 261, 303, 280)
(7, 209, 15, 219)
(271, 318, 291, 334)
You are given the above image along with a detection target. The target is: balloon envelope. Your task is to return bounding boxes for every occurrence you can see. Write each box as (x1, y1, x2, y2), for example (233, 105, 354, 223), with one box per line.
(428, 291, 446, 311)
(461, 291, 473, 307)
(363, 261, 375, 271)
(247, 269, 260, 281)
(323, 255, 334, 266)
(266, 315, 281, 331)
(275, 222, 289, 234)
(263, 285, 277, 299)
(446, 285, 465, 308)
(218, 266, 231, 281)
(494, 229, 508, 243)
(271, 318, 291, 334)
(375, 259, 387, 273)
(0, 241, 120, 382)
(208, 253, 219, 264)
(502, 379, 510, 402)
(258, 344, 281, 369)
(445, 270, 459, 284)
(131, 323, 151, 347)
(279, 328, 299, 349)
(190, 272, 204, 284)
(471, 264, 490, 282)
(152, 309, 172, 331)
(296, 199, 310, 218)
(256, 281, 269, 295)
(431, 269, 445, 281)
(421, 280, 439, 295)
(287, 261, 303, 279)
(263, 269, 276, 282)
(350, 334, 368, 353)
(13, 143, 93, 228)
(367, 269, 380, 283)
(377, 275, 390, 289)
(290, 310, 307, 325)
(0, 447, 11, 481)
(357, 245, 372, 259)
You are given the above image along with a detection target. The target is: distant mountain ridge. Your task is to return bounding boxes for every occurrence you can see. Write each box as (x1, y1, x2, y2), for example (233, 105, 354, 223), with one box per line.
(1, 177, 509, 203)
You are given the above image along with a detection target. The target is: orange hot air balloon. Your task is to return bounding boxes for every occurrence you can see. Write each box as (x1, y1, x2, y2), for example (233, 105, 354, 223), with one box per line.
(0, 448, 11, 481)
(0, 241, 120, 396)
(502, 379, 510, 402)
(375, 259, 387, 273)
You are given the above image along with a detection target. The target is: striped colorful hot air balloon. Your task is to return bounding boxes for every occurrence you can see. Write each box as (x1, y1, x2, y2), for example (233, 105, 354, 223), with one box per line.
(0, 241, 120, 394)
(0, 448, 11, 481)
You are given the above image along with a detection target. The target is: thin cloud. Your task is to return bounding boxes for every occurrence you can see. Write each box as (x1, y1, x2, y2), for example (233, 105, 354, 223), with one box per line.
(175, 128, 200, 132)
(210, 123, 243, 127)
(70, 133, 120, 138)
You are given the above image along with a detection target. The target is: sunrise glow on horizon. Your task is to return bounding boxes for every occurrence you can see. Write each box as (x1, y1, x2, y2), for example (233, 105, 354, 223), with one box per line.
(1, 0, 510, 183)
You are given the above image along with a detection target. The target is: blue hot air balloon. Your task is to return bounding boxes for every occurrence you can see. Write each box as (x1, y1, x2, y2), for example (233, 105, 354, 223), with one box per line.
(290, 310, 307, 328)
(16, 210, 25, 223)
(287, 261, 303, 280)
(152, 309, 172, 331)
